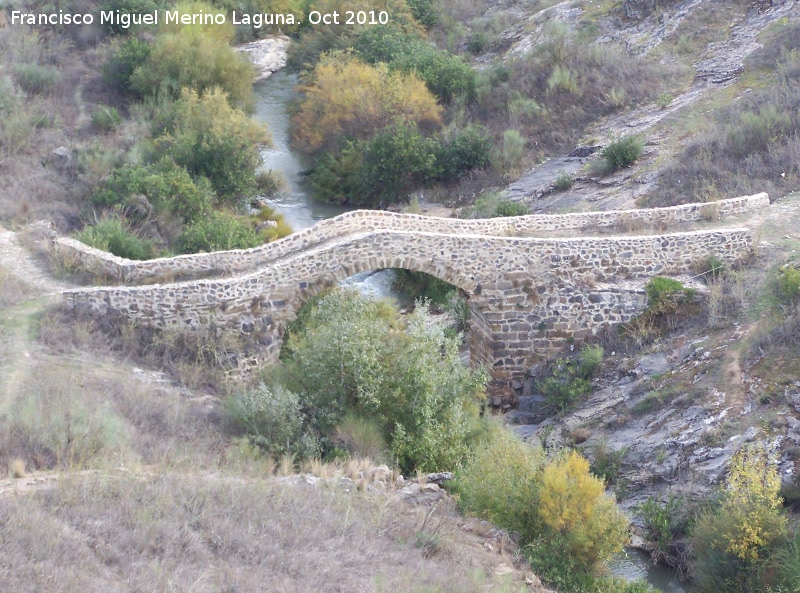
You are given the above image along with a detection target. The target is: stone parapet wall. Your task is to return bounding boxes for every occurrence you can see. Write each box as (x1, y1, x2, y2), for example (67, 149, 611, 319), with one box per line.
(63, 226, 753, 380)
(52, 193, 768, 284)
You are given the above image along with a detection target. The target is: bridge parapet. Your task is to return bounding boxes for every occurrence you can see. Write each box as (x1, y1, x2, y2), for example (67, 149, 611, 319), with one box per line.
(52, 193, 768, 284)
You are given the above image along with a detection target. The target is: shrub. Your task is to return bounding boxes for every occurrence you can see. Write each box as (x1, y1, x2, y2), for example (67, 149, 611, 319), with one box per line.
(492, 129, 526, 177)
(537, 451, 629, 572)
(554, 169, 574, 191)
(452, 425, 545, 538)
(91, 160, 215, 224)
(637, 494, 692, 573)
(598, 135, 644, 173)
(353, 26, 476, 104)
(175, 211, 261, 253)
(130, 28, 256, 110)
(76, 218, 156, 260)
(151, 88, 270, 202)
(777, 265, 800, 305)
(645, 276, 685, 309)
(103, 37, 152, 93)
(224, 383, 320, 460)
(406, 0, 437, 27)
(467, 32, 489, 54)
(466, 192, 528, 218)
(455, 433, 628, 587)
(538, 345, 603, 413)
(493, 200, 528, 217)
(14, 63, 58, 95)
(427, 126, 491, 182)
(279, 289, 486, 473)
(91, 105, 122, 131)
(292, 55, 442, 156)
(690, 446, 788, 593)
(1, 367, 130, 469)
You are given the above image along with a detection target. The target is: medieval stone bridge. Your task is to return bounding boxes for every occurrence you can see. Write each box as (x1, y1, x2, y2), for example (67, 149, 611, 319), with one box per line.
(60, 193, 768, 382)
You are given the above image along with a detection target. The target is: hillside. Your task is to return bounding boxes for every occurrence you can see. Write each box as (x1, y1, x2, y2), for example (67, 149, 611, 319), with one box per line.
(2, 1, 800, 592)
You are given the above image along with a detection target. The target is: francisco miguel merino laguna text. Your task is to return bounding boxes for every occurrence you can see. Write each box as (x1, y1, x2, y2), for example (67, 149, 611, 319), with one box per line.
(10, 8, 390, 28)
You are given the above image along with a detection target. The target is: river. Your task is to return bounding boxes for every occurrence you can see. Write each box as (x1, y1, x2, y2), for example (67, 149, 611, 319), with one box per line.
(253, 70, 399, 301)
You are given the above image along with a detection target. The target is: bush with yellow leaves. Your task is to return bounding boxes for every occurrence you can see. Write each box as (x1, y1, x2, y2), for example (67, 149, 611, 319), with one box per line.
(690, 445, 788, 593)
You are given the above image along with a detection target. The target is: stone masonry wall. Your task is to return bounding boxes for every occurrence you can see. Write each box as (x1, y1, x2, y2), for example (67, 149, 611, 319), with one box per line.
(52, 193, 768, 284)
(63, 226, 754, 381)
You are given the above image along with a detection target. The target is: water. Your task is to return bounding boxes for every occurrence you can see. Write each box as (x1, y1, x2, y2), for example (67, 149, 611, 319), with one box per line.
(252, 70, 397, 301)
(609, 548, 687, 593)
(253, 70, 352, 232)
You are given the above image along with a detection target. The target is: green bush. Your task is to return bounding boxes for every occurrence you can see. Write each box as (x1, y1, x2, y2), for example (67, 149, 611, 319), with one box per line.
(427, 126, 491, 182)
(176, 211, 261, 253)
(645, 276, 685, 308)
(597, 135, 644, 174)
(637, 494, 692, 569)
(91, 105, 122, 131)
(14, 63, 58, 95)
(492, 129, 526, 177)
(406, 0, 437, 27)
(103, 37, 153, 93)
(279, 289, 486, 473)
(455, 433, 628, 589)
(224, 384, 320, 460)
(777, 265, 800, 305)
(92, 161, 215, 224)
(554, 169, 574, 191)
(494, 200, 529, 217)
(467, 32, 489, 54)
(353, 26, 476, 104)
(130, 29, 256, 110)
(452, 425, 545, 537)
(151, 88, 270, 202)
(76, 218, 156, 260)
(538, 345, 603, 413)
(466, 192, 528, 218)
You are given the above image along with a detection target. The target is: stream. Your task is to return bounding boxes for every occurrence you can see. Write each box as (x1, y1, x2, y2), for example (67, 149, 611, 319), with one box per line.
(253, 70, 399, 301)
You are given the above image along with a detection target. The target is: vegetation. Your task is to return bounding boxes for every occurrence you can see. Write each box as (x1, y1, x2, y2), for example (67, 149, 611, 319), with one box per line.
(537, 345, 604, 413)
(76, 217, 156, 260)
(453, 428, 633, 592)
(592, 136, 645, 176)
(690, 446, 788, 592)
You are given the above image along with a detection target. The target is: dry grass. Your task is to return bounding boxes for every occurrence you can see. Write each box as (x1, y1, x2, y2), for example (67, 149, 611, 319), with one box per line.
(0, 472, 533, 593)
(0, 265, 33, 308)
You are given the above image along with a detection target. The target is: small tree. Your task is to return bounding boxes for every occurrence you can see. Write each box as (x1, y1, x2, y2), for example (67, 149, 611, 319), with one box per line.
(151, 88, 270, 203)
(691, 446, 788, 592)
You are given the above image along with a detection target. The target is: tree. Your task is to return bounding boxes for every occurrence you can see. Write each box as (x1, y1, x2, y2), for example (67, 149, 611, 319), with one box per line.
(691, 445, 788, 592)
(130, 23, 255, 110)
(291, 55, 442, 156)
(151, 88, 270, 203)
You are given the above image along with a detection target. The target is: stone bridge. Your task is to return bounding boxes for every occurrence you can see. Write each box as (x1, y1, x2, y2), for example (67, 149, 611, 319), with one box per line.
(60, 193, 768, 382)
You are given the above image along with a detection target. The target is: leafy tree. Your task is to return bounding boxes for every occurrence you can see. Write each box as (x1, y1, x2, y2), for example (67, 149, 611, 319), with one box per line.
(151, 88, 270, 202)
(280, 289, 486, 472)
(291, 55, 442, 156)
(538, 451, 628, 572)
